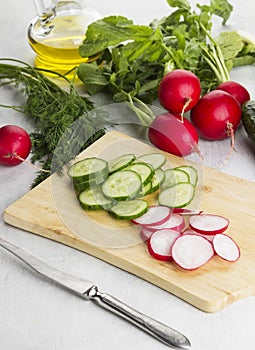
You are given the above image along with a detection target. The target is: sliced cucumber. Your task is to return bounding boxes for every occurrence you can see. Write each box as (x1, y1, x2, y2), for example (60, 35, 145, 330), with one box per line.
(162, 168, 190, 189)
(108, 153, 136, 174)
(137, 182, 152, 197)
(109, 199, 148, 220)
(154, 168, 166, 186)
(70, 152, 199, 220)
(137, 153, 166, 169)
(175, 165, 198, 186)
(102, 170, 142, 201)
(72, 172, 107, 192)
(79, 186, 113, 210)
(126, 162, 154, 185)
(158, 182, 195, 208)
(73, 180, 91, 192)
(68, 157, 108, 183)
(149, 168, 165, 193)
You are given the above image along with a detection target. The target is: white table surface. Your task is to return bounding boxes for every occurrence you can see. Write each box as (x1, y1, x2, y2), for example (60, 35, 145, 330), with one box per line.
(0, 1, 255, 349)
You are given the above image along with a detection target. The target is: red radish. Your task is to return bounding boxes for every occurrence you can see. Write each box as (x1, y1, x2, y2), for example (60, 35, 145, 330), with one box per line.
(171, 233, 214, 270)
(148, 112, 199, 157)
(190, 90, 242, 141)
(215, 81, 250, 106)
(148, 229, 180, 261)
(189, 214, 229, 235)
(158, 69, 201, 115)
(144, 214, 185, 233)
(132, 205, 172, 226)
(0, 125, 31, 166)
(212, 234, 240, 262)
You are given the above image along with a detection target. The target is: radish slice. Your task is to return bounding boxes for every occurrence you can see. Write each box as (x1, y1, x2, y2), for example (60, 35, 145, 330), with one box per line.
(189, 214, 229, 235)
(141, 214, 184, 241)
(145, 214, 185, 233)
(173, 208, 203, 215)
(140, 227, 154, 241)
(182, 228, 215, 242)
(132, 205, 171, 226)
(148, 229, 180, 261)
(171, 234, 214, 270)
(213, 234, 240, 262)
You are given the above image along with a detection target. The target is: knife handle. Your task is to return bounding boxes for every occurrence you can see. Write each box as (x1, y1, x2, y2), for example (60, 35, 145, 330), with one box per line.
(86, 286, 191, 349)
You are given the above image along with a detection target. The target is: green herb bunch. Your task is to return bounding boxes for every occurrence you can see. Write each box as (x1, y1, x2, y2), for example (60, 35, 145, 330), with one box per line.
(77, 0, 255, 125)
(0, 59, 105, 187)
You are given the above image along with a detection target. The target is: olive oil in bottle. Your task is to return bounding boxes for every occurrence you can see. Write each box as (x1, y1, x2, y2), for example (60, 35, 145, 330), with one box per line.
(28, 1, 101, 78)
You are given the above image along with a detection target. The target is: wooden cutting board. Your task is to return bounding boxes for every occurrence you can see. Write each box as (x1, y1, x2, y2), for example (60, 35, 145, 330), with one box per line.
(4, 130, 255, 313)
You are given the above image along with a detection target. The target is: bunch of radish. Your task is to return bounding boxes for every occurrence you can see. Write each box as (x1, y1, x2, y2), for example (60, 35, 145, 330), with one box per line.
(133, 205, 240, 270)
(0, 125, 32, 166)
(149, 69, 251, 157)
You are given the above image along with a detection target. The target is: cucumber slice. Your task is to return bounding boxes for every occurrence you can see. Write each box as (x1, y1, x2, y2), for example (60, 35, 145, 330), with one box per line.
(149, 168, 165, 193)
(102, 170, 142, 201)
(137, 153, 166, 169)
(72, 172, 107, 192)
(73, 180, 91, 192)
(175, 165, 198, 186)
(79, 186, 113, 210)
(137, 182, 152, 197)
(162, 168, 190, 189)
(154, 168, 165, 186)
(108, 153, 136, 174)
(68, 157, 108, 183)
(109, 199, 148, 220)
(158, 182, 195, 208)
(126, 162, 154, 185)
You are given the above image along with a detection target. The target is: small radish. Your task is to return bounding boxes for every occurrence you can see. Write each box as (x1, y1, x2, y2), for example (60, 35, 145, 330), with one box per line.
(148, 112, 199, 157)
(148, 229, 180, 261)
(212, 234, 240, 262)
(190, 90, 242, 141)
(132, 205, 172, 226)
(189, 214, 229, 235)
(158, 69, 201, 115)
(171, 233, 214, 270)
(144, 214, 185, 233)
(215, 81, 250, 106)
(0, 125, 31, 166)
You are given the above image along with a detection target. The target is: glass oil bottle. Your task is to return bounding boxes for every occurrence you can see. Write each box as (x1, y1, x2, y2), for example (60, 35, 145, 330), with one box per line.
(27, 0, 101, 78)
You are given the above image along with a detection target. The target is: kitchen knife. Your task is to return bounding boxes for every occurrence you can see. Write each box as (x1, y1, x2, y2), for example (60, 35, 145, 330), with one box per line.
(0, 237, 191, 349)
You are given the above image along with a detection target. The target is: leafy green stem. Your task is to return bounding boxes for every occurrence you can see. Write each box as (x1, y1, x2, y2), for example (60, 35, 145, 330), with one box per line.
(161, 43, 184, 69)
(199, 22, 230, 82)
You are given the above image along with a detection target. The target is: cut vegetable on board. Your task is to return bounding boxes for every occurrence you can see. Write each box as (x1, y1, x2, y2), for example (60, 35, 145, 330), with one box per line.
(140, 211, 240, 270)
(67, 152, 200, 220)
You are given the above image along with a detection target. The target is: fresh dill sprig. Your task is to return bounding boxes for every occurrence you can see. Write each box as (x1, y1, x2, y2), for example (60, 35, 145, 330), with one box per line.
(0, 58, 106, 187)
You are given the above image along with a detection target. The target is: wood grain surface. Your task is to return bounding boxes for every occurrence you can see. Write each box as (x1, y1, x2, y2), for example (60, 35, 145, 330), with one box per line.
(4, 130, 255, 312)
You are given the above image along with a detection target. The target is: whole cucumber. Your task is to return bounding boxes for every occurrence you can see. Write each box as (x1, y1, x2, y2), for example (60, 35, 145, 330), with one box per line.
(242, 100, 255, 143)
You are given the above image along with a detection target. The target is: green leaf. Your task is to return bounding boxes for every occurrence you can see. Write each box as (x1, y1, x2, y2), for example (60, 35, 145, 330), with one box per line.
(77, 63, 109, 95)
(215, 31, 244, 60)
(183, 39, 202, 69)
(79, 16, 154, 57)
(167, 0, 191, 11)
(209, 0, 233, 25)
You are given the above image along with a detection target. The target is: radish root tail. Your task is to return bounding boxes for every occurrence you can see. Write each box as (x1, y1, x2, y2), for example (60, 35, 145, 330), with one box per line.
(4, 153, 51, 173)
(180, 97, 192, 123)
(218, 122, 237, 169)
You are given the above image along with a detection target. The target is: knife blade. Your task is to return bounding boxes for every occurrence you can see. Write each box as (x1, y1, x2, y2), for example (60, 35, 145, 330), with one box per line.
(0, 237, 191, 349)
